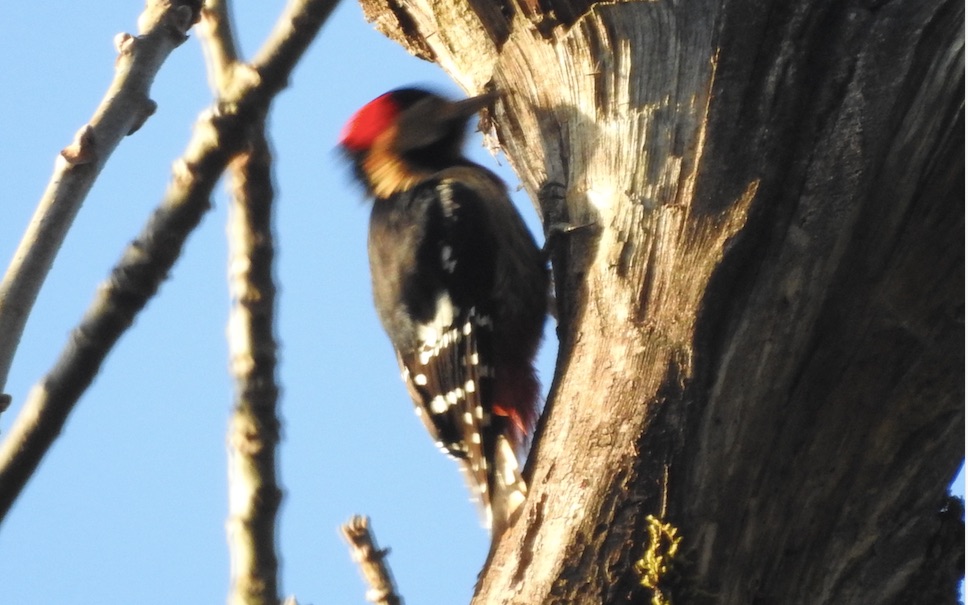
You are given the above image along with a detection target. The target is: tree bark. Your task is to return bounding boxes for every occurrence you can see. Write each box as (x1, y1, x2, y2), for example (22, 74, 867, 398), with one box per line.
(357, 0, 965, 603)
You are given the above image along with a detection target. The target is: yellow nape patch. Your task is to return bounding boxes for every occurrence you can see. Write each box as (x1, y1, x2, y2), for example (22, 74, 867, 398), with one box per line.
(363, 126, 430, 198)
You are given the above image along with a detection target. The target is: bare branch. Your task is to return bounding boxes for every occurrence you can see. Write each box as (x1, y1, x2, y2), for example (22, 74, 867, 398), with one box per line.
(341, 516, 404, 605)
(198, 0, 240, 91)
(225, 132, 283, 605)
(251, 0, 341, 94)
(0, 0, 336, 527)
(0, 106, 232, 524)
(0, 0, 201, 397)
(200, 4, 286, 602)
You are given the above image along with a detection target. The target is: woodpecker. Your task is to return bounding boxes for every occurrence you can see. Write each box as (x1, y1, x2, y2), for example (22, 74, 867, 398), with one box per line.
(339, 88, 548, 539)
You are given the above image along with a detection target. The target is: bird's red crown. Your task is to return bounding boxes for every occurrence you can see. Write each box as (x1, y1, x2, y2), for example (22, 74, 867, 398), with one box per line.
(339, 92, 400, 152)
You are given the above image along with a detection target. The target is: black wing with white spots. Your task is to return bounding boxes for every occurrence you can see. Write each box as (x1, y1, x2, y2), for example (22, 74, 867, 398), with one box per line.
(368, 173, 519, 528)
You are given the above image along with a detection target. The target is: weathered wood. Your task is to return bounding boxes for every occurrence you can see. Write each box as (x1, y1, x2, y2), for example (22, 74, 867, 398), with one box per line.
(357, 0, 965, 603)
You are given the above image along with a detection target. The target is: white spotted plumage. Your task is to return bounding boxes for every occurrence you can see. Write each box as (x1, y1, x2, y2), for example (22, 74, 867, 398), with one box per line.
(395, 305, 503, 529)
(348, 89, 548, 540)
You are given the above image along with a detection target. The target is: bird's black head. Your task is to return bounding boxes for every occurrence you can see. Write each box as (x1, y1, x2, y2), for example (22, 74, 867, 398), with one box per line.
(339, 87, 498, 198)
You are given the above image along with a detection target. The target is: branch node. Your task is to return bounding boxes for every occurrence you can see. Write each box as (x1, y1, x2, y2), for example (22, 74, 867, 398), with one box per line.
(137, 0, 201, 39)
(127, 99, 158, 135)
(60, 125, 97, 165)
(233, 63, 264, 92)
(113, 32, 136, 55)
(166, 4, 196, 40)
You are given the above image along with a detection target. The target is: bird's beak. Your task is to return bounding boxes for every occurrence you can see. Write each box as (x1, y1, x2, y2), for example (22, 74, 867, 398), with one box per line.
(451, 91, 501, 118)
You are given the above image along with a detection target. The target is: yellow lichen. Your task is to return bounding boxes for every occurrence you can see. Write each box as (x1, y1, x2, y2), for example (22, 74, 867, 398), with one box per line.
(634, 515, 682, 605)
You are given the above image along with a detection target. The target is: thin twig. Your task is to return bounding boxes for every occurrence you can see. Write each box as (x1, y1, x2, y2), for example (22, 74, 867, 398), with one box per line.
(251, 0, 340, 89)
(225, 131, 283, 605)
(341, 516, 404, 605)
(198, 0, 239, 90)
(0, 0, 336, 526)
(199, 2, 285, 603)
(212, 2, 340, 601)
(0, 0, 201, 399)
(0, 103, 237, 524)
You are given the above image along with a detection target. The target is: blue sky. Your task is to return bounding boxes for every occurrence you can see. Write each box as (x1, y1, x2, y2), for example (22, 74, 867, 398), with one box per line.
(0, 2, 962, 604)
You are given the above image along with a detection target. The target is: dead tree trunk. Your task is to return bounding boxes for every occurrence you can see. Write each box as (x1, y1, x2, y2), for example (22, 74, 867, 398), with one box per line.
(358, 0, 965, 603)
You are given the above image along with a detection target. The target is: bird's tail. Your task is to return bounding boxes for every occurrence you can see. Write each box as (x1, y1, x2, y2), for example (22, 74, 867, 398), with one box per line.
(488, 433, 528, 541)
